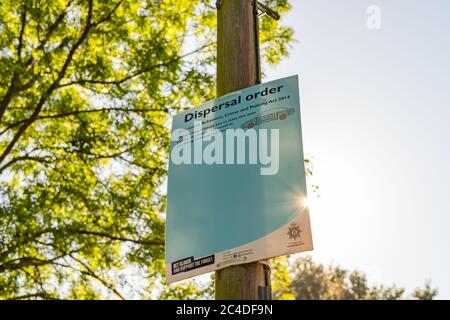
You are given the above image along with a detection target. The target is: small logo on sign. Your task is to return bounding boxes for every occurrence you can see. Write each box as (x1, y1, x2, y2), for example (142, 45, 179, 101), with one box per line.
(287, 223, 302, 241)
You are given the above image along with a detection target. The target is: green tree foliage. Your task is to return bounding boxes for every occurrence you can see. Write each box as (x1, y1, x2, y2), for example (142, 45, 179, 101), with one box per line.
(0, 0, 294, 299)
(284, 256, 438, 300)
(412, 281, 438, 300)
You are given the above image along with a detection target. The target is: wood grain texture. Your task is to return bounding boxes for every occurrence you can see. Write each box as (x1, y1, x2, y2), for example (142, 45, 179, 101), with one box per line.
(215, 262, 268, 300)
(217, 0, 257, 96)
(215, 0, 271, 300)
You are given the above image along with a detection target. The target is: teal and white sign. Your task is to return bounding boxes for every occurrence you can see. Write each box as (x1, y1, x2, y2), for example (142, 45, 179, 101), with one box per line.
(166, 75, 313, 283)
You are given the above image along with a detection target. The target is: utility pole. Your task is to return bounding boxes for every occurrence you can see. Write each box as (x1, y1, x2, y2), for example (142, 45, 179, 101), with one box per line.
(215, 0, 278, 300)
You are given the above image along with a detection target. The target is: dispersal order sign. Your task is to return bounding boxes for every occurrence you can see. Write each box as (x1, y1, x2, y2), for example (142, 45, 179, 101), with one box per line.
(166, 75, 313, 283)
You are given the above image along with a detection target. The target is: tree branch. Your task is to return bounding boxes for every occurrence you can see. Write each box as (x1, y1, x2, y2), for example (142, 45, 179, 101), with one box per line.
(0, 227, 163, 265)
(17, 1, 28, 60)
(0, 229, 53, 263)
(0, 1, 28, 120)
(0, 155, 51, 174)
(58, 44, 212, 88)
(7, 292, 57, 300)
(92, 0, 125, 26)
(0, 107, 166, 136)
(0, 252, 75, 272)
(37, 0, 74, 51)
(0, 0, 72, 122)
(66, 229, 164, 246)
(0, 0, 94, 166)
(68, 253, 125, 300)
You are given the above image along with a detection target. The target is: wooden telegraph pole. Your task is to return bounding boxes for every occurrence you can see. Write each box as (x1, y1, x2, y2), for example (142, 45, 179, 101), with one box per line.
(215, 0, 279, 300)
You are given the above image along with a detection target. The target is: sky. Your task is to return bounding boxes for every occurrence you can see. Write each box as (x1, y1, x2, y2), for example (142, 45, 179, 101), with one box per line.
(265, 0, 450, 298)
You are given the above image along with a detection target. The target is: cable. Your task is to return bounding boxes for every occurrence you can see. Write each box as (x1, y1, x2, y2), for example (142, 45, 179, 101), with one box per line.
(253, 0, 262, 84)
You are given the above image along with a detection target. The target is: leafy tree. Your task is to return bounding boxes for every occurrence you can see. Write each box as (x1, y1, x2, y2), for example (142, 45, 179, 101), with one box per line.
(0, 0, 294, 299)
(285, 256, 438, 300)
(271, 257, 296, 300)
(158, 279, 213, 300)
(412, 281, 438, 300)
